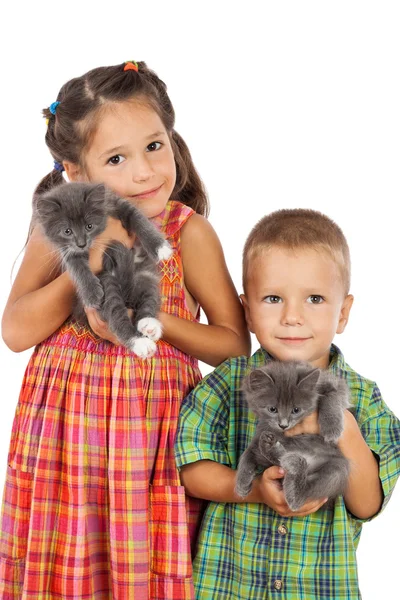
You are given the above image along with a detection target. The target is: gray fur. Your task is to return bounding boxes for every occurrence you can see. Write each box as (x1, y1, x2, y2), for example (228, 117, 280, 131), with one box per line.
(235, 361, 351, 510)
(34, 182, 172, 357)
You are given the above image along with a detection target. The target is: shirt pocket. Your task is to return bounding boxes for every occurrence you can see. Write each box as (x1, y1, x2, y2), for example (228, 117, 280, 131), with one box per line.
(150, 485, 193, 579)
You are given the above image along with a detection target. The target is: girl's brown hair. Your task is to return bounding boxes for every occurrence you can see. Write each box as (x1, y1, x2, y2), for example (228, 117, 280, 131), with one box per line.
(35, 61, 209, 216)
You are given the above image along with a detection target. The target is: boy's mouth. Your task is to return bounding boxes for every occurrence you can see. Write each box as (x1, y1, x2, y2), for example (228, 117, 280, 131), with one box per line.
(277, 337, 312, 344)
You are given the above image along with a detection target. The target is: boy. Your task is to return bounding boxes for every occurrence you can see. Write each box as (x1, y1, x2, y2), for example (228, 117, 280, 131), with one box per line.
(175, 209, 400, 599)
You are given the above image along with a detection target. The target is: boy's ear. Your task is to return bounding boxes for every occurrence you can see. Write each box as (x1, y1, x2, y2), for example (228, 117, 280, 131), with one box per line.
(63, 161, 86, 182)
(240, 294, 254, 333)
(336, 294, 354, 334)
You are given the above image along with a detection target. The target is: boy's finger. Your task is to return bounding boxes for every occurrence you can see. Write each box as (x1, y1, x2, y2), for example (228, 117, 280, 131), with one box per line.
(263, 466, 285, 480)
(290, 498, 328, 516)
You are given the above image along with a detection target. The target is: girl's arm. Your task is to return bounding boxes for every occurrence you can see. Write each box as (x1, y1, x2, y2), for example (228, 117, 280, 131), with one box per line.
(2, 219, 133, 352)
(160, 214, 251, 365)
(2, 227, 76, 351)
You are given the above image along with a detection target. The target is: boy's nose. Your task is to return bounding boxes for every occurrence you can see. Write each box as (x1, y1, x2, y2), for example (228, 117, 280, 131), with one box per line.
(281, 303, 304, 326)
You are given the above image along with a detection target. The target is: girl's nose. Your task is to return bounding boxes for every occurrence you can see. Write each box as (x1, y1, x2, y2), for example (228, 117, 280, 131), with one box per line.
(131, 156, 154, 183)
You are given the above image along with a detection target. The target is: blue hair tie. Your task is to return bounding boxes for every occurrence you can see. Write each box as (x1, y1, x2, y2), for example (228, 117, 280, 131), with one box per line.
(54, 160, 64, 173)
(49, 101, 60, 115)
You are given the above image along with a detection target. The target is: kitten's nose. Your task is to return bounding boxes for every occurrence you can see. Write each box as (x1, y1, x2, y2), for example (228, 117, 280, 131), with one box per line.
(279, 423, 288, 430)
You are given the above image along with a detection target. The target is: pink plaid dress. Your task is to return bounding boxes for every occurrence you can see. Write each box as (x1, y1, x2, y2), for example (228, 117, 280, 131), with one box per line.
(0, 200, 203, 599)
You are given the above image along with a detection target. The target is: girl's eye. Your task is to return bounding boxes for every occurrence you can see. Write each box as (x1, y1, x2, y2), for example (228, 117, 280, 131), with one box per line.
(292, 407, 300, 414)
(264, 295, 282, 304)
(85, 224, 93, 231)
(268, 407, 277, 413)
(307, 295, 324, 304)
(147, 141, 162, 152)
(108, 154, 125, 166)
(64, 228, 72, 235)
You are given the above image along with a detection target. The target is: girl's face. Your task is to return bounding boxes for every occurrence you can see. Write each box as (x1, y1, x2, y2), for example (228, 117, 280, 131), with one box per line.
(77, 99, 176, 219)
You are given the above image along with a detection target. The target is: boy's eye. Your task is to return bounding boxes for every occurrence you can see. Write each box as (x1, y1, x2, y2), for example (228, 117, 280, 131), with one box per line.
(264, 295, 282, 304)
(147, 141, 162, 152)
(108, 154, 125, 166)
(268, 406, 277, 413)
(292, 407, 300, 414)
(307, 295, 324, 304)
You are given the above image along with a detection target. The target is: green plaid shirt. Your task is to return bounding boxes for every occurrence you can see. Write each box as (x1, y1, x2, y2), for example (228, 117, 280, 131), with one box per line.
(175, 345, 400, 600)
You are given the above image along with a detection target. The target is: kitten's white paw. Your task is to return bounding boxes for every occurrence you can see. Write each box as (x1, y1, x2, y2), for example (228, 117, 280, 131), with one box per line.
(129, 337, 157, 358)
(137, 317, 162, 341)
(157, 242, 173, 261)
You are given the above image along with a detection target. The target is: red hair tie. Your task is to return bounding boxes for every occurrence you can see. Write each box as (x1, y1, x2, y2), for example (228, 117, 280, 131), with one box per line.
(124, 61, 138, 72)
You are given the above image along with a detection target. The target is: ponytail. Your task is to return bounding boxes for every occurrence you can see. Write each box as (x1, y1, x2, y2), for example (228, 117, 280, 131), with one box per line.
(171, 130, 209, 218)
(28, 168, 65, 238)
(34, 168, 64, 197)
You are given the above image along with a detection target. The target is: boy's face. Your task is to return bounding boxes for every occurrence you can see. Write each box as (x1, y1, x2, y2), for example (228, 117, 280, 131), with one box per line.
(241, 247, 353, 369)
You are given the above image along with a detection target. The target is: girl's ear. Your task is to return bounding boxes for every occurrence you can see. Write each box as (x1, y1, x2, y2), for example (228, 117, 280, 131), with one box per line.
(240, 294, 254, 333)
(63, 161, 85, 182)
(336, 294, 354, 334)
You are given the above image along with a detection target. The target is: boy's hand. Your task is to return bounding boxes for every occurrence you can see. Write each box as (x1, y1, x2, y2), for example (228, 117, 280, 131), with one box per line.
(257, 466, 327, 517)
(284, 411, 320, 437)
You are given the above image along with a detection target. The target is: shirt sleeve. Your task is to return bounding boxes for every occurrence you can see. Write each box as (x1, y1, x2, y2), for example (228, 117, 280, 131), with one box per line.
(355, 382, 400, 521)
(175, 360, 232, 469)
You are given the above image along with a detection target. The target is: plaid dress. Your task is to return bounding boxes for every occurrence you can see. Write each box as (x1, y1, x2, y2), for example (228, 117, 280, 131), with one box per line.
(0, 200, 202, 600)
(175, 345, 400, 600)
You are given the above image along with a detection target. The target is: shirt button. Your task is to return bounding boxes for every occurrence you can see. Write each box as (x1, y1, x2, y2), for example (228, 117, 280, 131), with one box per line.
(274, 580, 283, 590)
(278, 524, 287, 535)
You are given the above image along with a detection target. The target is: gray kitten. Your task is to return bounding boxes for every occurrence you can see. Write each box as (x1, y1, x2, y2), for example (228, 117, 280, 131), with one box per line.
(34, 182, 172, 358)
(235, 361, 351, 511)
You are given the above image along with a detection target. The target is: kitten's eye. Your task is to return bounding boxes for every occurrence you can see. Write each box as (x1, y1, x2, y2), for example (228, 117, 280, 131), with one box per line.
(108, 154, 125, 166)
(292, 407, 300, 414)
(64, 228, 72, 235)
(85, 224, 93, 231)
(307, 295, 324, 304)
(146, 141, 162, 152)
(268, 406, 277, 413)
(264, 295, 282, 304)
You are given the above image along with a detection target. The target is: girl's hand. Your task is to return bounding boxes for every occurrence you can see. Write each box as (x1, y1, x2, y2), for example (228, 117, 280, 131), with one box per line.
(284, 411, 320, 437)
(85, 308, 121, 345)
(256, 466, 327, 517)
(89, 217, 135, 274)
(85, 307, 135, 345)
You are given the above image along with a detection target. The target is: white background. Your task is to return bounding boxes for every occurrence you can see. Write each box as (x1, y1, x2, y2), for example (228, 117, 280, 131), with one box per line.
(0, 2, 399, 597)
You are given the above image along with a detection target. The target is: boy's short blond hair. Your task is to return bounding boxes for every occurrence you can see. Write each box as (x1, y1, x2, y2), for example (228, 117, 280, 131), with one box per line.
(243, 208, 351, 295)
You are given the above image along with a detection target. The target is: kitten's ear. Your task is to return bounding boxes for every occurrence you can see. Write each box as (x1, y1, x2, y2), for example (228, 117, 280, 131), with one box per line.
(297, 368, 320, 389)
(85, 183, 106, 201)
(244, 369, 274, 393)
(35, 194, 62, 218)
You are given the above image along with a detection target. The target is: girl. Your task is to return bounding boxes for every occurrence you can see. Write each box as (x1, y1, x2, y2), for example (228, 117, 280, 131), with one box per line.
(0, 61, 250, 600)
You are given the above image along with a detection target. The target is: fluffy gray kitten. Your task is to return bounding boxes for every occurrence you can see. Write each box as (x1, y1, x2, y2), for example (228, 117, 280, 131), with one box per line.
(235, 361, 351, 511)
(35, 182, 172, 358)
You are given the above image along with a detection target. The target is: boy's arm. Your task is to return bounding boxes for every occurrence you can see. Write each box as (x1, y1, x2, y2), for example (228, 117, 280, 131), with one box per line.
(337, 410, 383, 519)
(180, 460, 327, 517)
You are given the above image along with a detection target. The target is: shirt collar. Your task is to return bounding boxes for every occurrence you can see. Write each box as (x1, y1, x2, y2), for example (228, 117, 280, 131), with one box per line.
(254, 343, 346, 373)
